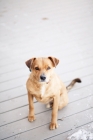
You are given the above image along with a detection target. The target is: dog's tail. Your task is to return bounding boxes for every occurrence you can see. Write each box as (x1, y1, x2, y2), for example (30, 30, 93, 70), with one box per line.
(66, 78, 81, 91)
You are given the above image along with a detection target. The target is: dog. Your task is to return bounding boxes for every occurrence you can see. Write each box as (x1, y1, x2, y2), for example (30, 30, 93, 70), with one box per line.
(25, 56, 81, 130)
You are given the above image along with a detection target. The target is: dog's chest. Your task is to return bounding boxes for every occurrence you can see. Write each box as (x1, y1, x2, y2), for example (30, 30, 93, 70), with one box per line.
(40, 85, 45, 98)
(35, 85, 53, 103)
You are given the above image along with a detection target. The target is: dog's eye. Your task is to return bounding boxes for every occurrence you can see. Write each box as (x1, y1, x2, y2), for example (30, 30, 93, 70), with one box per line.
(47, 66, 51, 70)
(35, 67, 40, 70)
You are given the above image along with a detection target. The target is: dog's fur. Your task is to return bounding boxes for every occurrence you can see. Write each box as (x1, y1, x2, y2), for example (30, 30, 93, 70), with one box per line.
(25, 57, 81, 130)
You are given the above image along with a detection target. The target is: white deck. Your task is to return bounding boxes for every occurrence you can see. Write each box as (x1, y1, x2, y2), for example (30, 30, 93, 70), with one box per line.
(0, 0, 93, 139)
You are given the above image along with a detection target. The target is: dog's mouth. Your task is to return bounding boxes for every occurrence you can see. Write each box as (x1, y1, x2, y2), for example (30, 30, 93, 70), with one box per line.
(39, 79, 49, 84)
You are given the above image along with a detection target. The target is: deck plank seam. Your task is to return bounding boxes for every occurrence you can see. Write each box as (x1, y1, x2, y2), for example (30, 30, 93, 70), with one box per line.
(0, 95, 93, 127)
(1, 109, 93, 140)
(0, 46, 93, 67)
(0, 54, 93, 76)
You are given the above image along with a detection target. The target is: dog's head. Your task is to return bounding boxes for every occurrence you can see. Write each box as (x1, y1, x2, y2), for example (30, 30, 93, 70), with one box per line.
(25, 57, 59, 83)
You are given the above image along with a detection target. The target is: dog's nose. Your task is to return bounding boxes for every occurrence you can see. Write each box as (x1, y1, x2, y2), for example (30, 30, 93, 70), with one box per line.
(40, 75, 46, 81)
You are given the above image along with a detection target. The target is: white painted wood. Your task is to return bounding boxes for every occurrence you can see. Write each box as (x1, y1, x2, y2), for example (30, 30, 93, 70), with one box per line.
(0, 86, 27, 103)
(0, 44, 93, 67)
(0, 95, 28, 114)
(64, 74, 93, 91)
(59, 65, 93, 82)
(0, 63, 25, 75)
(0, 0, 93, 139)
(0, 74, 93, 113)
(0, 65, 93, 93)
(0, 68, 28, 83)
(0, 76, 27, 93)
(0, 102, 49, 127)
(0, 49, 93, 75)
(0, 84, 93, 126)
(1, 108, 93, 140)
(0, 69, 93, 103)
(0, 56, 93, 83)
(0, 94, 93, 139)
(47, 122, 93, 140)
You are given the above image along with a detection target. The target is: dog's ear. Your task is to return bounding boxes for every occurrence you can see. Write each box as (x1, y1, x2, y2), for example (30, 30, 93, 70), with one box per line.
(25, 58, 36, 70)
(48, 56, 59, 67)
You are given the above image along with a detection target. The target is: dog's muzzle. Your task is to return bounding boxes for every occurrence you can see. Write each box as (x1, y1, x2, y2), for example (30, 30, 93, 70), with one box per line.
(40, 74, 46, 82)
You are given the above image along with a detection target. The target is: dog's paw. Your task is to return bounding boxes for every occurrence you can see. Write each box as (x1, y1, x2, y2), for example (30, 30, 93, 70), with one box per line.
(49, 122, 58, 130)
(28, 116, 35, 122)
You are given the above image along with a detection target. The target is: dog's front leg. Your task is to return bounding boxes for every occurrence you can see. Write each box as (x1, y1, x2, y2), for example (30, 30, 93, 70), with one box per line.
(49, 96, 59, 130)
(28, 92, 35, 122)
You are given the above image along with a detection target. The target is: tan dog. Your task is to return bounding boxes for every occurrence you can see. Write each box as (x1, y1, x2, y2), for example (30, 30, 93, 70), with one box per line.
(25, 57, 81, 130)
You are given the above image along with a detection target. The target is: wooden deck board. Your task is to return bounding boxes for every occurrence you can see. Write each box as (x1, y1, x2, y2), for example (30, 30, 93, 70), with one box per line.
(47, 122, 93, 140)
(0, 56, 93, 83)
(0, 64, 93, 93)
(0, 84, 93, 127)
(0, 73, 92, 103)
(4, 108, 93, 140)
(0, 96, 93, 139)
(0, 0, 93, 139)
(0, 75, 93, 112)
